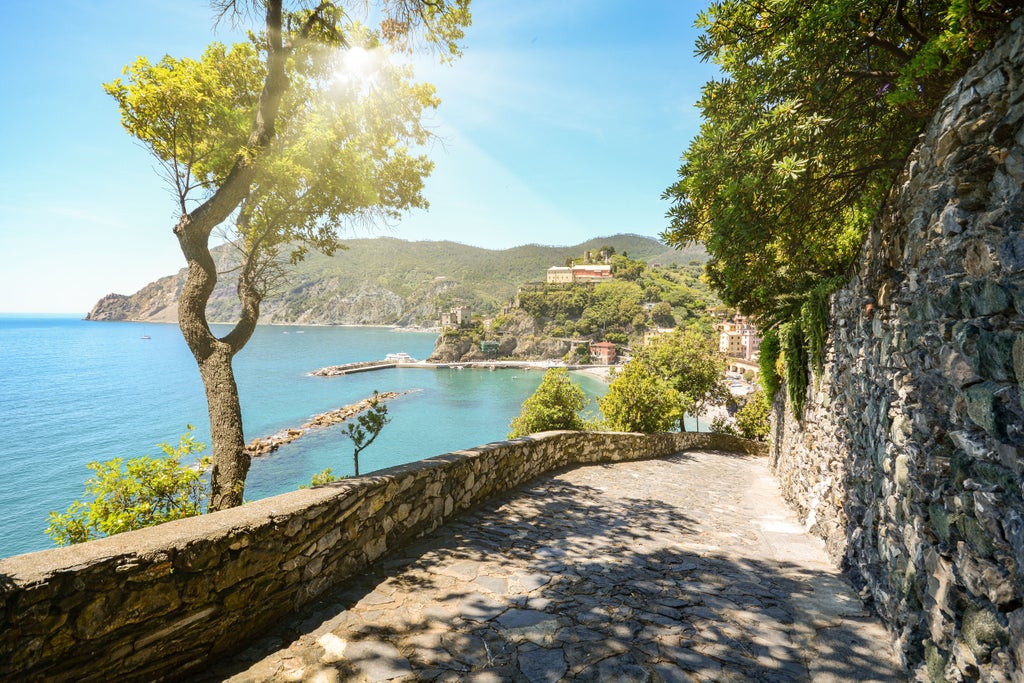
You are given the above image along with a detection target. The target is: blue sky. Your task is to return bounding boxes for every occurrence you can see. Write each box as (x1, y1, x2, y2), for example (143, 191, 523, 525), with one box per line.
(0, 1, 715, 313)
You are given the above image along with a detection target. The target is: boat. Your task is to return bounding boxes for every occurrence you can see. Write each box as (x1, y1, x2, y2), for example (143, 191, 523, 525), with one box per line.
(385, 352, 416, 363)
(141, 335, 151, 340)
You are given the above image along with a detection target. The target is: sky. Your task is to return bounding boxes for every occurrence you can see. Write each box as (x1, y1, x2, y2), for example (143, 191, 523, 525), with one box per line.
(0, 1, 716, 313)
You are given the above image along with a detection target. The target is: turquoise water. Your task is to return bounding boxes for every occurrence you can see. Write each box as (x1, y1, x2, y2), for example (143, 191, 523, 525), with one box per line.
(0, 315, 610, 558)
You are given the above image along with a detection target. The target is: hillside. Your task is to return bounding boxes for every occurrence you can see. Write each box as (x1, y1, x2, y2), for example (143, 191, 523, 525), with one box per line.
(428, 254, 719, 362)
(86, 234, 706, 326)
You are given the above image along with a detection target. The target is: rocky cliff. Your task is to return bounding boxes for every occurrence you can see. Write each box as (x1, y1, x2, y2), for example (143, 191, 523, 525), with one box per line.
(770, 20, 1024, 681)
(86, 235, 703, 326)
(427, 309, 574, 362)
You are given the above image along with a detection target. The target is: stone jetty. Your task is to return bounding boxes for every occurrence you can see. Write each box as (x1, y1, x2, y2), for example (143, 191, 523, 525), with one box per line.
(244, 392, 402, 457)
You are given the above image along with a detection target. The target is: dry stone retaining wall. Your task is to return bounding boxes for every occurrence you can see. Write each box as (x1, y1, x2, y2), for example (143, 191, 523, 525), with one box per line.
(771, 19, 1024, 682)
(0, 430, 760, 681)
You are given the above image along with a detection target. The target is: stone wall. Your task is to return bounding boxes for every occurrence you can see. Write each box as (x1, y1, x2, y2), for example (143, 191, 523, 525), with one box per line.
(0, 430, 761, 681)
(770, 19, 1024, 682)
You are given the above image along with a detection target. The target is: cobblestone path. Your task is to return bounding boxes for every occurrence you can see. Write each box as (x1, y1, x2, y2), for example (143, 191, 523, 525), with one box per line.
(196, 451, 904, 682)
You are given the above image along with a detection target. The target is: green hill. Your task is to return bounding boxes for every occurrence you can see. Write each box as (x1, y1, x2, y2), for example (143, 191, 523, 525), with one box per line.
(86, 234, 708, 326)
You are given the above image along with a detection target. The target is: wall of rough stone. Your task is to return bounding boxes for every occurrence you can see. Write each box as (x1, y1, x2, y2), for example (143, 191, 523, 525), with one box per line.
(770, 19, 1024, 683)
(0, 430, 761, 681)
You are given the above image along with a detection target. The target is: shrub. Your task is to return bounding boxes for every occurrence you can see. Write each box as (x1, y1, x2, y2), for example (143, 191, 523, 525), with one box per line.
(508, 368, 588, 438)
(599, 361, 680, 433)
(46, 427, 209, 546)
(735, 391, 771, 441)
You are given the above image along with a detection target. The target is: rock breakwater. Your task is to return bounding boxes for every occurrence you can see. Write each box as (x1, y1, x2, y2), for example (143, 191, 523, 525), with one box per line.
(244, 392, 402, 457)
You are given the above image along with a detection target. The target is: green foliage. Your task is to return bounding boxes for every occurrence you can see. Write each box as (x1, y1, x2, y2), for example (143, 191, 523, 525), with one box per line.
(650, 301, 676, 328)
(735, 392, 772, 442)
(105, 24, 440, 265)
(710, 416, 738, 436)
(508, 368, 588, 438)
(780, 322, 809, 420)
(343, 391, 391, 477)
(801, 277, 840, 375)
(104, 43, 264, 196)
(308, 468, 339, 487)
(662, 0, 1020, 326)
(610, 254, 646, 281)
(46, 428, 209, 546)
(599, 361, 681, 434)
(634, 328, 728, 430)
(758, 328, 782, 401)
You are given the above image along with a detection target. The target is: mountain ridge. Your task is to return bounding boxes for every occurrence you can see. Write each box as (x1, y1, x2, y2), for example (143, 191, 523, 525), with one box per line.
(86, 234, 706, 326)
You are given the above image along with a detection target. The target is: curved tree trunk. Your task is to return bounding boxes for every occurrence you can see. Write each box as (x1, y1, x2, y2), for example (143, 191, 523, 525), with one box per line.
(170, 0, 286, 512)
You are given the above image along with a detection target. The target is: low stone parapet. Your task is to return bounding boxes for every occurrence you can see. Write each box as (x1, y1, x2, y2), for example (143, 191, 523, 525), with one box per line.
(0, 431, 762, 681)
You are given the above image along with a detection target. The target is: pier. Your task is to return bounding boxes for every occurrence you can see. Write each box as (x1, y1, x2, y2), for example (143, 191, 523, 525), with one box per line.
(311, 359, 614, 377)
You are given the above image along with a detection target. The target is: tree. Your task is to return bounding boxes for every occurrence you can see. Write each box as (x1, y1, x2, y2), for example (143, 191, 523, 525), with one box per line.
(105, 1, 471, 511)
(634, 329, 727, 431)
(662, 1, 1022, 327)
(610, 254, 645, 281)
(343, 390, 391, 476)
(508, 368, 587, 438)
(599, 360, 680, 433)
(735, 391, 771, 442)
(46, 428, 209, 546)
(650, 301, 676, 328)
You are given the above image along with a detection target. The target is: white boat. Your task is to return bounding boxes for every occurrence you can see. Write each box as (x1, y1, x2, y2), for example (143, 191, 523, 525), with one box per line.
(385, 352, 416, 363)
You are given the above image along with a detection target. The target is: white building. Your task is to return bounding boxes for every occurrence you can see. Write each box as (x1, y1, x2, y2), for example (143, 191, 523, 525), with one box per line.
(546, 266, 574, 284)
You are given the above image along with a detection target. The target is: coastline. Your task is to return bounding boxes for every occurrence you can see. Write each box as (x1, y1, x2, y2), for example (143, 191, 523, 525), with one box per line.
(570, 365, 615, 384)
(83, 317, 440, 333)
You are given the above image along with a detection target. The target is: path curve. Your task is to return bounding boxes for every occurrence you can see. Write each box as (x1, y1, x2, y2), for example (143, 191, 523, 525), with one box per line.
(195, 451, 904, 682)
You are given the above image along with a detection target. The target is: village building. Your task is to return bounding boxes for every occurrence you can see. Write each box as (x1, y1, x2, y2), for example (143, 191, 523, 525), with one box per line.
(716, 313, 761, 361)
(545, 266, 574, 284)
(589, 341, 617, 365)
(440, 305, 471, 330)
(571, 264, 613, 283)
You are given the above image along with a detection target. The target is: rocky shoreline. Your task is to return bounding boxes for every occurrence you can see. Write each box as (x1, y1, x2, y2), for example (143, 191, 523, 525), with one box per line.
(244, 391, 403, 457)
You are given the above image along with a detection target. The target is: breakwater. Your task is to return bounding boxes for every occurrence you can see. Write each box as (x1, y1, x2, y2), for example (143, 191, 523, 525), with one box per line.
(244, 391, 404, 457)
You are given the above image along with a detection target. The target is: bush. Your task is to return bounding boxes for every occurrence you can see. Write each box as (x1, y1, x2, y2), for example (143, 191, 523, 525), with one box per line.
(508, 368, 588, 438)
(735, 391, 771, 441)
(46, 427, 209, 546)
(710, 416, 738, 436)
(599, 361, 680, 433)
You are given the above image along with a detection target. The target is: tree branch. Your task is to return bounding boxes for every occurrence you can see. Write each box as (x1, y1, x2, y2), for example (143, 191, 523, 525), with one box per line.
(895, 0, 929, 45)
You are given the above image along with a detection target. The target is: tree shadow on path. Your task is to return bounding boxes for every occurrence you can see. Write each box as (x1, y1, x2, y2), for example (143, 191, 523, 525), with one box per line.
(194, 451, 903, 682)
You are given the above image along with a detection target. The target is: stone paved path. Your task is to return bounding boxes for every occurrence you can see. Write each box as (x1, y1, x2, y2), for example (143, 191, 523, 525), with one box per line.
(195, 451, 905, 682)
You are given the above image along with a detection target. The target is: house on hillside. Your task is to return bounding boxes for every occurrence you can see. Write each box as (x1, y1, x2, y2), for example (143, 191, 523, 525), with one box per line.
(571, 264, 613, 283)
(716, 313, 761, 361)
(589, 341, 617, 365)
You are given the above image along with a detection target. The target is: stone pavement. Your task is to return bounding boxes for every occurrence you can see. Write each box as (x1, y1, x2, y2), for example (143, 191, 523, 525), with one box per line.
(195, 451, 905, 682)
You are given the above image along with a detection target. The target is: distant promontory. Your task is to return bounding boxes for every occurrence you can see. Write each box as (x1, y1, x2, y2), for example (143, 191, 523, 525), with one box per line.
(85, 235, 705, 327)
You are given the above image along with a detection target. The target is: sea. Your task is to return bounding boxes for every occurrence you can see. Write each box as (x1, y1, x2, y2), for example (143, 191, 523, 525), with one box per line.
(0, 315, 617, 559)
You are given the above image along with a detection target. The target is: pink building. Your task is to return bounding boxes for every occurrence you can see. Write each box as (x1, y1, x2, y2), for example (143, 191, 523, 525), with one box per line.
(589, 341, 617, 365)
(571, 264, 613, 283)
(717, 314, 761, 361)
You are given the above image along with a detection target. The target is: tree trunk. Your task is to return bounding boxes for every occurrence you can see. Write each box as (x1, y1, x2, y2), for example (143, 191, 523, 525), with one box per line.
(199, 344, 250, 510)
(170, 0, 286, 512)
